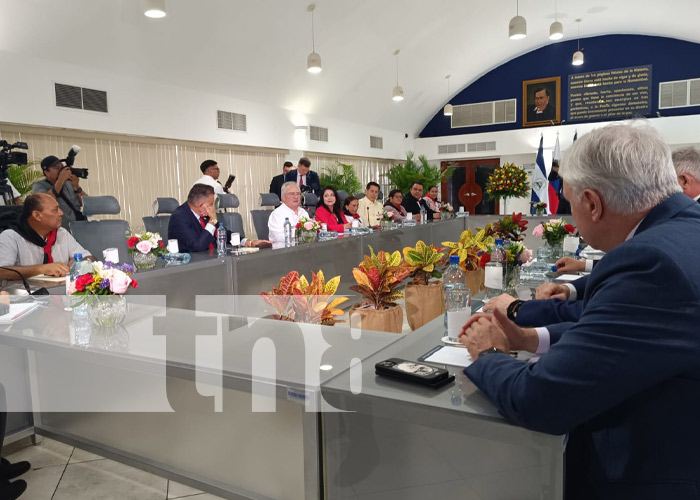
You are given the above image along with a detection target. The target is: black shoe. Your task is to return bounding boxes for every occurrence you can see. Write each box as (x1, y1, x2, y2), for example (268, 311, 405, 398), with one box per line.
(0, 479, 26, 500)
(0, 460, 30, 480)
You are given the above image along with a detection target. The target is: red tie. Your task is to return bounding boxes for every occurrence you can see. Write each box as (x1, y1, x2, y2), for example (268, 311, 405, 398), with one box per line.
(200, 216, 215, 251)
(299, 175, 304, 188)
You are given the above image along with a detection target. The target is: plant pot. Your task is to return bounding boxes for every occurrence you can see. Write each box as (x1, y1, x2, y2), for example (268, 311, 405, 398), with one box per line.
(299, 229, 316, 243)
(405, 282, 444, 331)
(133, 251, 157, 270)
(349, 304, 403, 334)
(87, 295, 128, 327)
(464, 267, 485, 295)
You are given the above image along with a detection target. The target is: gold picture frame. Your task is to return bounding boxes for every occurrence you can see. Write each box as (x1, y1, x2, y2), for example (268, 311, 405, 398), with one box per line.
(523, 76, 561, 127)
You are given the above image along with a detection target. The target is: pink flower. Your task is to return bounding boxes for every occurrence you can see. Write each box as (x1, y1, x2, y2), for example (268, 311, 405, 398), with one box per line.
(519, 248, 532, 263)
(136, 240, 154, 254)
(550, 218, 562, 224)
(532, 224, 544, 237)
(109, 270, 132, 294)
(303, 221, 315, 231)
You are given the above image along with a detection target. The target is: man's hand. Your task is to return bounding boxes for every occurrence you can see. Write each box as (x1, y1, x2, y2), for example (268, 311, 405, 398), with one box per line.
(535, 282, 570, 300)
(554, 257, 585, 273)
(54, 167, 73, 193)
(69, 173, 80, 191)
(482, 294, 516, 317)
(40, 262, 70, 277)
(250, 239, 272, 248)
(203, 202, 217, 222)
(459, 313, 509, 360)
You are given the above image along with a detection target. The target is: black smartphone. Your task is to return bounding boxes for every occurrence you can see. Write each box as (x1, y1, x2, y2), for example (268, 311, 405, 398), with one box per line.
(375, 358, 455, 389)
(224, 175, 236, 190)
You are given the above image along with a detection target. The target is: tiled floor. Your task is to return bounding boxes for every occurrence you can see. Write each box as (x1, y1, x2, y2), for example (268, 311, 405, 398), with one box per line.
(3, 436, 225, 500)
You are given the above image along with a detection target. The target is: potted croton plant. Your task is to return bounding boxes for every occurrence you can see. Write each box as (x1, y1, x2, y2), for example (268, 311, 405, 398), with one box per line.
(260, 270, 347, 325)
(402, 241, 446, 330)
(349, 246, 410, 333)
(442, 226, 494, 295)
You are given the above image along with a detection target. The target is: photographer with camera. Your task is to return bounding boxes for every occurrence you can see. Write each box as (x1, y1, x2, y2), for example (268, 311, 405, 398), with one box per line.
(33, 147, 87, 229)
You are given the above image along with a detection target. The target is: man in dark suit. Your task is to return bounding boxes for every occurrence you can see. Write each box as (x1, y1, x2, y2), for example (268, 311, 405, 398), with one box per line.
(269, 161, 294, 200)
(460, 123, 700, 498)
(673, 147, 700, 202)
(283, 157, 321, 197)
(526, 87, 556, 123)
(401, 182, 436, 220)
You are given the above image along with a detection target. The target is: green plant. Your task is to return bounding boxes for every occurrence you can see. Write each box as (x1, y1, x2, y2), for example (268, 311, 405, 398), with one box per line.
(318, 162, 362, 195)
(488, 213, 528, 241)
(442, 227, 495, 271)
(349, 246, 411, 310)
(402, 241, 446, 285)
(385, 152, 451, 195)
(7, 161, 43, 198)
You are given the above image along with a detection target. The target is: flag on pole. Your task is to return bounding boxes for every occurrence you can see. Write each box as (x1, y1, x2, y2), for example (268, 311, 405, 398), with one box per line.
(573, 130, 578, 142)
(548, 134, 561, 215)
(530, 135, 549, 214)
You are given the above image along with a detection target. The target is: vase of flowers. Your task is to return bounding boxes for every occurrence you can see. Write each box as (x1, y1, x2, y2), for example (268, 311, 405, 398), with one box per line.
(295, 217, 320, 243)
(379, 210, 394, 231)
(439, 203, 454, 219)
(485, 163, 530, 211)
(532, 219, 576, 263)
(127, 231, 167, 270)
(72, 261, 138, 327)
(478, 240, 531, 297)
(531, 201, 547, 216)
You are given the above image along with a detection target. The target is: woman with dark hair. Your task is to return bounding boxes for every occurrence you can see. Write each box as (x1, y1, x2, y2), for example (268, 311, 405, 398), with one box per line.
(315, 186, 351, 232)
(423, 185, 440, 212)
(383, 189, 409, 221)
(343, 196, 364, 225)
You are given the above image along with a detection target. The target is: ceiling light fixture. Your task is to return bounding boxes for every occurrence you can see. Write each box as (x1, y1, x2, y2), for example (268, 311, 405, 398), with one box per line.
(572, 18, 584, 65)
(306, 4, 322, 74)
(508, 0, 526, 39)
(144, 0, 166, 18)
(443, 75, 453, 116)
(549, 0, 563, 40)
(392, 49, 404, 101)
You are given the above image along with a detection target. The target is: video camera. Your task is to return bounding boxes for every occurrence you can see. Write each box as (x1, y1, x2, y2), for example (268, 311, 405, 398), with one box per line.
(61, 145, 89, 179)
(0, 141, 28, 204)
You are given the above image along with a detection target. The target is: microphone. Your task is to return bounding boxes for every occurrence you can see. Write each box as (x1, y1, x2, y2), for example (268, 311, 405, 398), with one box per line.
(0, 267, 50, 296)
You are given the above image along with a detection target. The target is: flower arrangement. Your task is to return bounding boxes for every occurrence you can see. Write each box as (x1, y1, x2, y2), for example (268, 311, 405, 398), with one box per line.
(439, 202, 454, 214)
(72, 261, 138, 296)
(126, 231, 167, 256)
(402, 241, 446, 285)
(488, 212, 528, 242)
(442, 226, 494, 271)
(260, 270, 347, 325)
(379, 210, 394, 222)
(295, 217, 321, 235)
(485, 163, 530, 200)
(350, 246, 411, 310)
(478, 240, 531, 269)
(531, 201, 547, 211)
(532, 219, 576, 246)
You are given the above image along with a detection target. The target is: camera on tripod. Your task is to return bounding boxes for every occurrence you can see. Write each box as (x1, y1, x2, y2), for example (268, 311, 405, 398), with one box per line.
(0, 141, 28, 171)
(62, 145, 88, 179)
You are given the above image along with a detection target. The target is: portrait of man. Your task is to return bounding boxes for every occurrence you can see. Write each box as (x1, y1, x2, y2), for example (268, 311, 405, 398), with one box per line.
(523, 77, 561, 126)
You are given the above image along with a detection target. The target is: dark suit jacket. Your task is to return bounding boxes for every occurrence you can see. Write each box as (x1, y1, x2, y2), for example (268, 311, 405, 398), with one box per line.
(167, 203, 216, 253)
(515, 275, 587, 327)
(466, 193, 700, 498)
(269, 174, 285, 200)
(527, 103, 556, 123)
(401, 195, 435, 218)
(284, 170, 321, 197)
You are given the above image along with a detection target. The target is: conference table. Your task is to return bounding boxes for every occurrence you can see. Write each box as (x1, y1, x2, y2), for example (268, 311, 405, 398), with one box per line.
(1, 215, 572, 500)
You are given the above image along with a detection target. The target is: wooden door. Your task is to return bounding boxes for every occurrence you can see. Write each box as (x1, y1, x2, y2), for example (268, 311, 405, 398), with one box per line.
(441, 158, 500, 214)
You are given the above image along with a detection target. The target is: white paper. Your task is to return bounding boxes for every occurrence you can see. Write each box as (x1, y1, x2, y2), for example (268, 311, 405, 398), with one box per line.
(563, 236, 579, 253)
(555, 274, 583, 282)
(0, 302, 41, 324)
(230, 232, 241, 246)
(484, 265, 503, 289)
(102, 247, 119, 263)
(423, 346, 473, 368)
(29, 274, 69, 283)
(167, 239, 179, 253)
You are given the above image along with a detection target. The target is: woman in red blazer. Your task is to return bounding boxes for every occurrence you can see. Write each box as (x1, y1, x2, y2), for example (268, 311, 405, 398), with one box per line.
(315, 187, 352, 232)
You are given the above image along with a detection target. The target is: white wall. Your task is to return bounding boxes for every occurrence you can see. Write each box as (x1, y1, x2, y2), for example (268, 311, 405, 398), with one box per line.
(0, 51, 409, 161)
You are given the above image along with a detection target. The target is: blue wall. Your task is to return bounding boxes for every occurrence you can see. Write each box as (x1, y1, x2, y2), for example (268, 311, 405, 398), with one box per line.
(420, 35, 700, 138)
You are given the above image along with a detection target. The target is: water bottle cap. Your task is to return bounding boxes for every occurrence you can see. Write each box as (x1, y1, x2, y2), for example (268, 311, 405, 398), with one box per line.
(550, 265, 558, 272)
(449, 255, 460, 264)
(284, 217, 289, 221)
(495, 238, 503, 245)
(74, 253, 82, 260)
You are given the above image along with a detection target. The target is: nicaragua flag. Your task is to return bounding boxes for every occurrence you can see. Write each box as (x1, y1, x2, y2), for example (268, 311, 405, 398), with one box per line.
(530, 135, 549, 214)
(548, 135, 561, 215)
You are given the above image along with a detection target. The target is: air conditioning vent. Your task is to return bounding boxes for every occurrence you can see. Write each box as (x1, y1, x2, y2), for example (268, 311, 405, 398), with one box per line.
(55, 83, 108, 113)
(659, 78, 700, 109)
(451, 99, 516, 128)
(369, 136, 383, 149)
(310, 125, 329, 142)
(217, 110, 247, 131)
(467, 141, 496, 152)
(438, 143, 466, 155)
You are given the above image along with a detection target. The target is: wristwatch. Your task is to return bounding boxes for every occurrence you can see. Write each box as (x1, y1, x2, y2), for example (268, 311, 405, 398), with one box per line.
(506, 299, 525, 321)
(209, 218, 218, 226)
(478, 347, 506, 358)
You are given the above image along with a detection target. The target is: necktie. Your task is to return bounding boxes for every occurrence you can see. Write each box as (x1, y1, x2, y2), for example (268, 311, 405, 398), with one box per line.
(299, 175, 304, 188)
(200, 216, 215, 251)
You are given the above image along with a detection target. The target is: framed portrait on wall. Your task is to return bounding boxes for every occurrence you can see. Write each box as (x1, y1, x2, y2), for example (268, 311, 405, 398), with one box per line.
(522, 76, 561, 127)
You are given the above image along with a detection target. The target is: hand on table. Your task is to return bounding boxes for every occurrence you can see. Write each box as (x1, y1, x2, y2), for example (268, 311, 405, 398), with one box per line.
(249, 239, 272, 248)
(482, 294, 516, 317)
(40, 262, 70, 277)
(458, 313, 509, 360)
(535, 282, 570, 300)
(554, 257, 585, 273)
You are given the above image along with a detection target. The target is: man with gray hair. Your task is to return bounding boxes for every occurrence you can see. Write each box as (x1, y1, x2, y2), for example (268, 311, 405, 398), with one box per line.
(459, 123, 700, 498)
(672, 146, 700, 202)
(267, 181, 309, 246)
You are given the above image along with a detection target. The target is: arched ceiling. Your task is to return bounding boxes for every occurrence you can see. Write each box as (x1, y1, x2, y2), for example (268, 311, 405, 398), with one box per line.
(2, 0, 699, 136)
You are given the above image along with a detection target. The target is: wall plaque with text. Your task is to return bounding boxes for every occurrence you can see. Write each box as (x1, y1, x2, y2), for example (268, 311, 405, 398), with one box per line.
(568, 65, 652, 122)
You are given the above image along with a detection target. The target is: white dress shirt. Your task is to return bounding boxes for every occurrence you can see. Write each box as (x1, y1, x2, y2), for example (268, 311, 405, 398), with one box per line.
(357, 197, 384, 227)
(268, 203, 309, 244)
(193, 175, 225, 195)
(0, 179, 20, 206)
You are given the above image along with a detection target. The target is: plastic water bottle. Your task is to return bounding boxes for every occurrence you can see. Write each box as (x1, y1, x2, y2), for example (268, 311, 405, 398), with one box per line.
(485, 239, 507, 299)
(66, 253, 83, 295)
(443, 255, 469, 337)
(283, 217, 293, 247)
(217, 223, 227, 257)
(419, 204, 427, 224)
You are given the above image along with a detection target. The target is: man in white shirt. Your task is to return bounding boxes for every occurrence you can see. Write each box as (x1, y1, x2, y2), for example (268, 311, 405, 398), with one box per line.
(357, 182, 383, 227)
(193, 160, 224, 195)
(268, 182, 309, 246)
(0, 178, 21, 206)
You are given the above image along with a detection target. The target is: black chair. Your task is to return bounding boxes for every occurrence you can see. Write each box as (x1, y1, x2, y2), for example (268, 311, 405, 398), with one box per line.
(69, 196, 130, 263)
(337, 190, 349, 202)
(216, 194, 245, 239)
(142, 197, 178, 242)
(250, 193, 279, 241)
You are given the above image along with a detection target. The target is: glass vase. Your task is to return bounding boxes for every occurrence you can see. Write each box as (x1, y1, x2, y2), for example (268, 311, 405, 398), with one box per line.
(535, 208, 545, 216)
(87, 295, 128, 328)
(545, 240, 564, 262)
(299, 229, 316, 243)
(504, 265, 521, 297)
(133, 251, 157, 270)
(380, 220, 393, 231)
